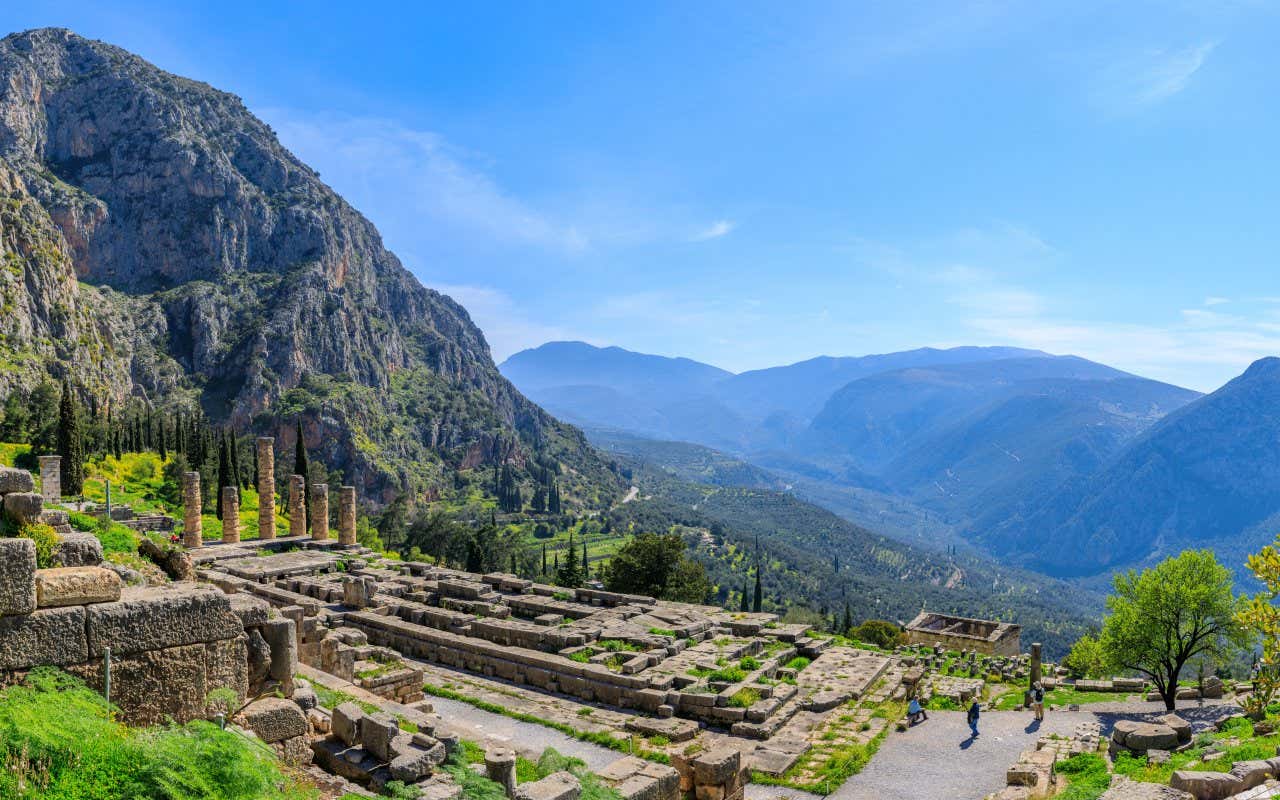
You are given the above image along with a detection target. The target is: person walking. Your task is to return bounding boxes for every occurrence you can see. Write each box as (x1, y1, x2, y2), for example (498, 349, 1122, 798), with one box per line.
(967, 698, 980, 737)
(1031, 682, 1045, 721)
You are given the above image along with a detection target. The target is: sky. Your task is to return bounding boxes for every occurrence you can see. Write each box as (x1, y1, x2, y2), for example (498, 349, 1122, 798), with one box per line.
(6, 2, 1280, 392)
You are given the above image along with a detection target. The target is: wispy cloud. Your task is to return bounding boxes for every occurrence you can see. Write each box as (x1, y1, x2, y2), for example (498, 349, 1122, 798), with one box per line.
(1204, 296, 1230, 306)
(433, 284, 590, 363)
(1093, 40, 1218, 110)
(691, 220, 736, 241)
(263, 110, 589, 254)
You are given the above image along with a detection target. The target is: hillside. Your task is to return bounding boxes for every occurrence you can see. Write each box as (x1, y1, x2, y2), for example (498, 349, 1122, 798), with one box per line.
(985, 356, 1280, 578)
(0, 28, 619, 509)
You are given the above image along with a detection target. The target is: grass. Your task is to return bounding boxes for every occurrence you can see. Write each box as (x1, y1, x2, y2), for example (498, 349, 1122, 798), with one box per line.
(66, 511, 139, 555)
(992, 686, 1122, 711)
(0, 668, 319, 800)
(309, 682, 379, 715)
(1056, 753, 1111, 800)
(707, 666, 747, 683)
(785, 656, 811, 671)
(923, 695, 961, 711)
(648, 628, 676, 638)
(420, 682, 670, 764)
(728, 688, 760, 708)
(752, 699, 904, 794)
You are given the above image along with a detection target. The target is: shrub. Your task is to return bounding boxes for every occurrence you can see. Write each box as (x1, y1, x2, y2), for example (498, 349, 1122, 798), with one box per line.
(1056, 753, 1111, 799)
(707, 666, 747, 683)
(850, 620, 902, 650)
(738, 656, 761, 671)
(727, 688, 760, 708)
(785, 656, 811, 671)
(19, 523, 59, 568)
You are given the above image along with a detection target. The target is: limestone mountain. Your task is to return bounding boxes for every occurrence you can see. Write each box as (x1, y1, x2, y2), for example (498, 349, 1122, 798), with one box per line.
(984, 356, 1280, 579)
(0, 28, 618, 507)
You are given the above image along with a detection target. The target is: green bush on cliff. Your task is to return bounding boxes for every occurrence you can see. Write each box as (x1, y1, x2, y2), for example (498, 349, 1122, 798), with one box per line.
(0, 668, 318, 800)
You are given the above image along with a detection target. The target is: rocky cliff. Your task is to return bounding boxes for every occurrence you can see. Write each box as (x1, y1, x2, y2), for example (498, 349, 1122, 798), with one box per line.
(0, 28, 618, 506)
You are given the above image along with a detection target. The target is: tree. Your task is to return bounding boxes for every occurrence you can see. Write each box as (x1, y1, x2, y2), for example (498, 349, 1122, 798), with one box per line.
(1238, 534, 1280, 719)
(556, 533, 584, 588)
(851, 620, 902, 650)
(1100, 550, 1247, 711)
(841, 602, 853, 636)
(56, 380, 84, 495)
(294, 420, 310, 533)
(602, 532, 709, 602)
(216, 433, 231, 520)
(739, 578, 749, 612)
(1063, 633, 1107, 680)
(752, 561, 763, 613)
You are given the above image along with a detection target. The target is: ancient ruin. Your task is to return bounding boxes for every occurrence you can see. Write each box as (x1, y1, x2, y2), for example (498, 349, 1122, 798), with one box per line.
(258, 437, 276, 540)
(904, 611, 1021, 657)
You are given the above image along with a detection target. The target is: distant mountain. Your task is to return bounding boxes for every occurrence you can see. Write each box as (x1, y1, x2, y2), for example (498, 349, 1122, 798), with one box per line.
(719, 346, 1046, 422)
(983, 357, 1280, 578)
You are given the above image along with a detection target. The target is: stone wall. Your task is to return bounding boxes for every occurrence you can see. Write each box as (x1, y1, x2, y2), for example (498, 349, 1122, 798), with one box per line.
(904, 611, 1021, 657)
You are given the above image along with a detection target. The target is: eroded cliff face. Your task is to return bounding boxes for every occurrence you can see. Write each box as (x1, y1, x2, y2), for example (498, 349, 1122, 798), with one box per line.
(0, 28, 616, 506)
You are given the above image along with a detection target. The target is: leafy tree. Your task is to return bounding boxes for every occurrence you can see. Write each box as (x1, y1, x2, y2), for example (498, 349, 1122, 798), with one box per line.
(851, 619, 902, 650)
(1062, 633, 1107, 679)
(1238, 534, 1280, 719)
(603, 532, 709, 602)
(55, 380, 84, 495)
(405, 510, 468, 566)
(1100, 550, 1247, 711)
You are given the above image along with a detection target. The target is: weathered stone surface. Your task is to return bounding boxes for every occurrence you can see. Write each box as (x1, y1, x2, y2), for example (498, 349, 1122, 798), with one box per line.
(68, 642, 209, 725)
(227, 592, 272, 627)
(311, 484, 329, 540)
(1125, 723, 1179, 752)
(0, 605, 87, 669)
(1112, 719, 1144, 746)
(388, 734, 446, 782)
(37, 456, 60, 501)
(85, 585, 243, 657)
(339, 486, 357, 546)
(206, 634, 249, 704)
(0, 466, 35, 493)
(261, 617, 297, 687)
(1202, 675, 1225, 699)
(1228, 760, 1273, 791)
(487, 747, 517, 797)
(361, 711, 400, 762)
(273, 733, 313, 766)
(289, 475, 306, 538)
(692, 745, 742, 786)
(1098, 778, 1193, 800)
(221, 487, 240, 544)
(1169, 770, 1243, 800)
(1159, 714, 1193, 745)
(54, 531, 103, 567)
(3, 492, 44, 524)
(514, 772, 581, 800)
(256, 438, 275, 541)
(36, 566, 121, 607)
(237, 697, 308, 743)
(333, 701, 367, 747)
(293, 685, 318, 711)
(0, 537, 37, 616)
(182, 472, 202, 548)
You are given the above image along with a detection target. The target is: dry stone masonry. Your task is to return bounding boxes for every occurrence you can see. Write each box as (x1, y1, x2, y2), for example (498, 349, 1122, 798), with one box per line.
(257, 437, 276, 540)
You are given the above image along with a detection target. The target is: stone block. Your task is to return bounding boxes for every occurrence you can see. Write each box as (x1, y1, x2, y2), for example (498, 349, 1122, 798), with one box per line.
(206, 634, 249, 704)
(1169, 770, 1243, 800)
(692, 745, 742, 786)
(274, 733, 313, 766)
(487, 747, 517, 796)
(1159, 713, 1193, 745)
(85, 585, 243, 658)
(388, 734, 447, 782)
(238, 697, 309, 743)
(227, 593, 272, 628)
(293, 685, 318, 711)
(0, 605, 87, 669)
(3, 492, 44, 524)
(54, 531, 103, 567)
(261, 617, 298, 687)
(362, 712, 400, 762)
(333, 701, 367, 746)
(514, 771, 581, 800)
(67, 642, 208, 726)
(36, 566, 121, 608)
(0, 537, 37, 616)
(0, 467, 34, 493)
(1125, 723, 1179, 751)
(1228, 760, 1273, 791)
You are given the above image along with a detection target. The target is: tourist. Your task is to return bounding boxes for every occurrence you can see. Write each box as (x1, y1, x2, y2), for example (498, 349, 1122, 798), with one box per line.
(1031, 682, 1045, 721)
(907, 696, 928, 725)
(966, 698, 980, 737)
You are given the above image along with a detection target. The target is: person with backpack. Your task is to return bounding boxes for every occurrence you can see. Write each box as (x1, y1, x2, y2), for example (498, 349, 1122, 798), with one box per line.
(966, 698, 980, 737)
(1031, 682, 1045, 721)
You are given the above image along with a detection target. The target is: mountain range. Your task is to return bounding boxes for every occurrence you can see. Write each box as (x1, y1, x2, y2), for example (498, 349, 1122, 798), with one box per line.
(500, 340, 1280, 581)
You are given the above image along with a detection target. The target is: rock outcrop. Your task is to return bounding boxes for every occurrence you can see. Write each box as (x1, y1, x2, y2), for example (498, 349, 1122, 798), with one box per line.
(0, 27, 618, 508)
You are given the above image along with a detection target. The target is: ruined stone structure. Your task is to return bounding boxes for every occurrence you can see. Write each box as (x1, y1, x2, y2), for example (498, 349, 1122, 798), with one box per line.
(339, 486, 357, 546)
(182, 471, 202, 548)
(257, 437, 276, 540)
(311, 484, 329, 540)
(289, 474, 306, 538)
(904, 611, 1021, 657)
(222, 487, 240, 544)
(38, 455, 61, 502)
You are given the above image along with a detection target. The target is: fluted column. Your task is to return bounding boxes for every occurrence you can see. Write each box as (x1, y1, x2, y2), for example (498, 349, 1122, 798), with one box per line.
(339, 486, 357, 546)
(182, 472, 202, 548)
(289, 475, 306, 538)
(310, 483, 329, 540)
(222, 486, 240, 544)
(256, 437, 276, 540)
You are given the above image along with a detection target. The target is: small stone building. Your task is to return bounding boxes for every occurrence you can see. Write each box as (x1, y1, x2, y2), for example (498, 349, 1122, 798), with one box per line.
(904, 611, 1021, 657)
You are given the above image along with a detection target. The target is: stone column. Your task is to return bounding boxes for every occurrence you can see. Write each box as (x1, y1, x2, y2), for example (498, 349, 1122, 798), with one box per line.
(310, 484, 329, 540)
(222, 487, 240, 544)
(338, 486, 357, 546)
(182, 471, 203, 548)
(1030, 642, 1042, 687)
(485, 748, 517, 798)
(289, 475, 306, 538)
(38, 455, 61, 502)
(256, 437, 276, 540)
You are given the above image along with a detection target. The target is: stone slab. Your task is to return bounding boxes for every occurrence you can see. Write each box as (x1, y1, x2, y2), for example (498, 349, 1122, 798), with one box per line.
(0, 537, 37, 616)
(36, 566, 121, 608)
(85, 585, 243, 658)
(238, 697, 308, 743)
(0, 605, 87, 669)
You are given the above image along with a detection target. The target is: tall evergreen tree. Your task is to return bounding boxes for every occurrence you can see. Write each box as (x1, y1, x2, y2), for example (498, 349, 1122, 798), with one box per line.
(294, 420, 310, 533)
(542, 544, 548, 575)
(228, 432, 243, 491)
(157, 418, 168, 460)
(753, 562, 763, 613)
(841, 602, 853, 635)
(739, 578, 750, 612)
(55, 380, 83, 496)
(216, 434, 231, 520)
(582, 541, 589, 579)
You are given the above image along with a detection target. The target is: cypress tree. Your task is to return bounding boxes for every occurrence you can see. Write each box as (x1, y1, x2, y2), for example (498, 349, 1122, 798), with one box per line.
(157, 419, 167, 461)
(842, 602, 853, 636)
(739, 578, 750, 612)
(753, 563, 763, 613)
(216, 434, 230, 520)
(294, 420, 310, 533)
(542, 544, 547, 575)
(582, 541, 589, 578)
(228, 432, 243, 491)
(56, 380, 83, 495)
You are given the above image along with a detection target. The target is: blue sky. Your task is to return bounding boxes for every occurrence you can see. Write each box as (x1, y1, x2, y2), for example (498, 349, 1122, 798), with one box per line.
(7, 2, 1280, 391)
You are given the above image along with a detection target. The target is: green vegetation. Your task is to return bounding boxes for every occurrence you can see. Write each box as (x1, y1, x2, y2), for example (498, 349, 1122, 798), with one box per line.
(707, 666, 747, 683)
(1062, 633, 1107, 679)
(752, 699, 905, 794)
(991, 686, 1123, 711)
(727, 688, 760, 708)
(1100, 550, 1247, 711)
(1113, 717, 1280, 785)
(0, 669, 319, 800)
(1055, 753, 1111, 800)
(601, 532, 711, 604)
(309, 682, 379, 715)
(785, 656, 811, 671)
(648, 627, 676, 637)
